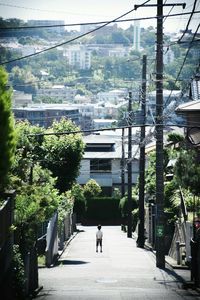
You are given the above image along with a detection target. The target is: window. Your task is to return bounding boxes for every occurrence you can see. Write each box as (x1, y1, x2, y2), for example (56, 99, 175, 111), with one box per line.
(90, 159, 111, 172)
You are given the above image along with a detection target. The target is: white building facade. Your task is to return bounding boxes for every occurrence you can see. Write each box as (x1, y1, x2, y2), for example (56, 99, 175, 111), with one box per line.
(63, 45, 91, 70)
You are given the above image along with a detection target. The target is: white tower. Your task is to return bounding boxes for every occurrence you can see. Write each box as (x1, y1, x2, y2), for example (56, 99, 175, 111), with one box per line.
(133, 21, 140, 51)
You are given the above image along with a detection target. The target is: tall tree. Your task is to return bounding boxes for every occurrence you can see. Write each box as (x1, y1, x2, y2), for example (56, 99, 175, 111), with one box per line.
(175, 149, 200, 197)
(42, 118, 85, 192)
(0, 67, 16, 193)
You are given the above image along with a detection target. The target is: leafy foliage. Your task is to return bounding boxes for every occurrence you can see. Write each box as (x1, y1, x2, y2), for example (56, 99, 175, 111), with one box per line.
(14, 165, 60, 249)
(83, 179, 102, 200)
(0, 67, 16, 192)
(71, 184, 86, 219)
(10, 245, 26, 299)
(42, 118, 85, 192)
(119, 187, 138, 218)
(167, 132, 185, 147)
(57, 191, 74, 231)
(174, 149, 200, 196)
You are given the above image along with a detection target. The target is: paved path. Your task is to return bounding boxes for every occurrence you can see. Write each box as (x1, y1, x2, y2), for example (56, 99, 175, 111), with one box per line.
(37, 226, 200, 300)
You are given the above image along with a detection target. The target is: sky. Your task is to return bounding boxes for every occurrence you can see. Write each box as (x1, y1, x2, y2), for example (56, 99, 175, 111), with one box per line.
(0, 0, 199, 34)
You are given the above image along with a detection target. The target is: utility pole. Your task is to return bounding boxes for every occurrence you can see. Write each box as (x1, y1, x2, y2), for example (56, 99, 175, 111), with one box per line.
(155, 0, 185, 268)
(121, 127, 125, 198)
(135, 0, 185, 268)
(137, 55, 147, 248)
(155, 0, 165, 268)
(127, 91, 132, 238)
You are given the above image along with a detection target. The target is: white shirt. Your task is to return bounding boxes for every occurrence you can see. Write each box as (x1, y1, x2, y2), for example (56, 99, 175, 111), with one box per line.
(96, 230, 103, 239)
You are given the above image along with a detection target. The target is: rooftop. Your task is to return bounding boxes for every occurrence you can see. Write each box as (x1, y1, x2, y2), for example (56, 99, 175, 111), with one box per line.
(176, 100, 200, 112)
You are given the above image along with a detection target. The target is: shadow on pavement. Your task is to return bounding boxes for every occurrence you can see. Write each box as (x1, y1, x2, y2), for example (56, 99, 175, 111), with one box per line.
(55, 259, 89, 266)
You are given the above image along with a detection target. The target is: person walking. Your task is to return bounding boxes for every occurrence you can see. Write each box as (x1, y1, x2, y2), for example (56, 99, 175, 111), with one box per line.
(96, 224, 103, 252)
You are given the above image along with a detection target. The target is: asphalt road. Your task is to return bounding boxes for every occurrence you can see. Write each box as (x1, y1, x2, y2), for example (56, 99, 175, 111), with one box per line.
(37, 226, 200, 300)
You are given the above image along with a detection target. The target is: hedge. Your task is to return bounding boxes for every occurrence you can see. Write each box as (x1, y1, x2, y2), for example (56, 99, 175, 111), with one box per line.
(85, 197, 121, 221)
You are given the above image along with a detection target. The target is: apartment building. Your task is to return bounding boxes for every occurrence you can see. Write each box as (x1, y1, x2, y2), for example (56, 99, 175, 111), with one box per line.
(13, 104, 80, 128)
(63, 45, 91, 70)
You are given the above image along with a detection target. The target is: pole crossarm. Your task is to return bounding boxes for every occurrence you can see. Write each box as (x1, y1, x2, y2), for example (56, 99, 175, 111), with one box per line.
(134, 3, 186, 9)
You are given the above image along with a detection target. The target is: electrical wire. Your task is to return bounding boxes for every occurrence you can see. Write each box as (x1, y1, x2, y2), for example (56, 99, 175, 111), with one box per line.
(176, 0, 198, 44)
(0, 10, 199, 30)
(0, 0, 151, 65)
(164, 22, 200, 108)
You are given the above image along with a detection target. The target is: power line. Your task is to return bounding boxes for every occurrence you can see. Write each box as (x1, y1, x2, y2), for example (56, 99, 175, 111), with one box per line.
(0, 10, 199, 30)
(176, 0, 198, 44)
(164, 22, 200, 108)
(0, 0, 151, 65)
(27, 123, 199, 137)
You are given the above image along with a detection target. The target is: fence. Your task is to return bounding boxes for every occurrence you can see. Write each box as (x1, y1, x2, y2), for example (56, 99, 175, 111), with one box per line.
(0, 192, 15, 284)
(45, 211, 76, 267)
(45, 212, 59, 267)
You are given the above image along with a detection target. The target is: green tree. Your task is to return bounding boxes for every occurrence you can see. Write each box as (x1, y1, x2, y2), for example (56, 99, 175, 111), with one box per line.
(42, 118, 85, 192)
(0, 67, 16, 194)
(167, 132, 185, 149)
(11, 120, 45, 183)
(12, 164, 60, 254)
(175, 149, 200, 197)
(10, 66, 37, 93)
(83, 179, 102, 200)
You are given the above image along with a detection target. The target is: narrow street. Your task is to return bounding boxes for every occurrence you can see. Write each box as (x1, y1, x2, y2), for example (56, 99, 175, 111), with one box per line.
(37, 226, 200, 300)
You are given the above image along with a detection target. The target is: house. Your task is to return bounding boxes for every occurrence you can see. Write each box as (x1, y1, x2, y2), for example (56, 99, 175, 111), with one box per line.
(77, 130, 140, 195)
(175, 74, 200, 147)
(176, 100, 200, 147)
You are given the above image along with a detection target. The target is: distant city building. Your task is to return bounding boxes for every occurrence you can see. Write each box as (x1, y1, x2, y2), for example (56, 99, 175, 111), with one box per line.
(92, 119, 117, 130)
(163, 47, 175, 64)
(36, 85, 76, 101)
(70, 104, 94, 130)
(133, 21, 140, 51)
(63, 45, 91, 70)
(80, 24, 96, 34)
(13, 104, 80, 128)
(147, 89, 188, 124)
(108, 47, 129, 58)
(27, 20, 65, 34)
(74, 95, 91, 104)
(190, 75, 200, 101)
(97, 89, 128, 103)
(93, 24, 118, 36)
(13, 90, 32, 107)
(93, 101, 127, 119)
(86, 44, 130, 57)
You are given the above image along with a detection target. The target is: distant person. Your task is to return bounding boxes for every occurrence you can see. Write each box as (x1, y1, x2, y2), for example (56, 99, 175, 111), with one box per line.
(96, 224, 103, 252)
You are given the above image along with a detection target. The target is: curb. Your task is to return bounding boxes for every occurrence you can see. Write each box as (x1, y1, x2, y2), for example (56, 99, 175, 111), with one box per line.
(58, 230, 79, 259)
